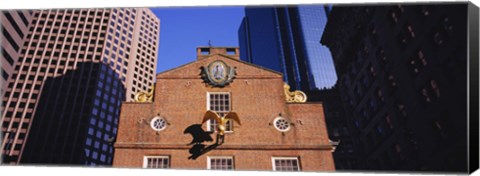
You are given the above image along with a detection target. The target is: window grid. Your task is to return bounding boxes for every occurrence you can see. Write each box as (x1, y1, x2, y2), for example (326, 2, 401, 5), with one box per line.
(207, 92, 232, 132)
(272, 157, 300, 171)
(208, 157, 234, 170)
(144, 156, 169, 168)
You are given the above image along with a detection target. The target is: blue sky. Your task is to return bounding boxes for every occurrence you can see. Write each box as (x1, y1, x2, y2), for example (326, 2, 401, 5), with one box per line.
(150, 6, 245, 73)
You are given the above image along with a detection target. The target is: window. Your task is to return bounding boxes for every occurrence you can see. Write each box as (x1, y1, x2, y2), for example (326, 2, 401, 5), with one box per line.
(2, 29, 19, 50)
(208, 156, 234, 170)
(200, 48, 210, 55)
(150, 116, 167, 131)
(273, 117, 291, 132)
(4, 12, 24, 38)
(226, 48, 236, 55)
(207, 92, 232, 132)
(430, 80, 441, 97)
(1, 47, 15, 66)
(272, 157, 300, 171)
(2, 70, 10, 80)
(143, 156, 170, 168)
(86, 138, 92, 146)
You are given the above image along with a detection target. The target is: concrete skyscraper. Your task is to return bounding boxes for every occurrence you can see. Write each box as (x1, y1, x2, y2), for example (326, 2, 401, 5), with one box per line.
(1, 10, 34, 98)
(1, 8, 159, 165)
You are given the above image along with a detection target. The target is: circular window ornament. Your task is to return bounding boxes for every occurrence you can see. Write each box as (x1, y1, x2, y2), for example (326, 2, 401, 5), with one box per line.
(150, 116, 167, 131)
(273, 117, 291, 132)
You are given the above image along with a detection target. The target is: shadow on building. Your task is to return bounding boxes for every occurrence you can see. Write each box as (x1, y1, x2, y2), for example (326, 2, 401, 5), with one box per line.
(321, 3, 469, 172)
(306, 88, 358, 170)
(19, 62, 125, 166)
(184, 124, 221, 160)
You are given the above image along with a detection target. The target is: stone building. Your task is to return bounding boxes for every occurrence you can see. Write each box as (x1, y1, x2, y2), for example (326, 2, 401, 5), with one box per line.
(113, 47, 335, 171)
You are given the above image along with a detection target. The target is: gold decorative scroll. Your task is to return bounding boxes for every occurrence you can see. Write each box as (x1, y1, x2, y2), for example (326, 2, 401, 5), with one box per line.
(284, 83, 307, 103)
(134, 85, 154, 102)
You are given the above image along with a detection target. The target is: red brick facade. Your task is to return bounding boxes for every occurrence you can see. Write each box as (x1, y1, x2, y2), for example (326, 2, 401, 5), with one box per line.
(113, 47, 335, 171)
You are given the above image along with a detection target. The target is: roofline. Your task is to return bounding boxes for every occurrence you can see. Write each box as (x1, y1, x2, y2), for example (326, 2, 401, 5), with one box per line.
(156, 54, 283, 77)
(196, 46, 239, 48)
(217, 53, 283, 75)
(286, 102, 323, 105)
(156, 59, 196, 76)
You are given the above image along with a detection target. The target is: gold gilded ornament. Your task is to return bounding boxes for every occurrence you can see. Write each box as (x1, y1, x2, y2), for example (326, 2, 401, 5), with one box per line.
(134, 85, 154, 102)
(201, 110, 241, 135)
(284, 83, 307, 103)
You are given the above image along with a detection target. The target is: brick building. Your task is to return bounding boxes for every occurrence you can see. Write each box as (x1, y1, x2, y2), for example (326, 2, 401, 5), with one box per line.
(113, 47, 335, 171)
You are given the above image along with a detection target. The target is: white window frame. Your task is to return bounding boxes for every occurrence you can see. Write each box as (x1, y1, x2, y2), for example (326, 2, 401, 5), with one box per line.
(271, 157, 301, 171)
(206, 92, 233, 133)
(207, 156, 234, 170)
(143, 156, 170, 168)
(150, 116, 167, 131)
(273, 117, 292, 132)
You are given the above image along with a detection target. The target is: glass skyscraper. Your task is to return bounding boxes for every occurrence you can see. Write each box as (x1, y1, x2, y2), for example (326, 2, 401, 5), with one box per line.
(238, 5, 337, 90)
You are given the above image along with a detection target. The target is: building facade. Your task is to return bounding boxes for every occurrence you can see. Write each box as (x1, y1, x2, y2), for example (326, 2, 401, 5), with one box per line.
(1, 10, 34, 98)
(321, 4, 468, 172)
(238, 5, 352, 170)
(1, 8, 159, 165)
(113, 47, 335, 171)
(306, 88, 356, 170)
(238, 5, 337, 91)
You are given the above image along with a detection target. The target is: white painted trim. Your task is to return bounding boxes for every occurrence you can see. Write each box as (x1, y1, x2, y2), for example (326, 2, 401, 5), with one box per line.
(150, 116, 167, 131)
(143, 155, 170, 168)
(207, 156, 234, 170)
(273, 117, 291, 132)
(206, 92, 232, 132)
(271, 157, 300, 171)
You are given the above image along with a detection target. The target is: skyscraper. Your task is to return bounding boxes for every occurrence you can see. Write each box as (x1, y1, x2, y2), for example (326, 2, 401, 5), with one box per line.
(1, 10, 33, 98)
(321, 4, 469, 172)
(238, 5, 337, 91)
(1, 8, 159, 165)
(238, 5, 350, 170)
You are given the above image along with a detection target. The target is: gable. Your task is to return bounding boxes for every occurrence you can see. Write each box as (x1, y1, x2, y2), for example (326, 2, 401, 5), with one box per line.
(156, 54, 283, 79)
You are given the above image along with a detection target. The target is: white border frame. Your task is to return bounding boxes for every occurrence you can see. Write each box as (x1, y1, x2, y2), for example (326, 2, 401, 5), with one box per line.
(271, 157, 301, 171)
(207, 156, 234, 170)
(206, 92, 233, 133)
(150, 116, 167, 131)
(143, 155, 170, 168)
(273, 117, 291, 132)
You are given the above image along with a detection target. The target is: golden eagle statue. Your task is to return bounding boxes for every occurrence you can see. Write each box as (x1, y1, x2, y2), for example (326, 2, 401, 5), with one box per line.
(201, 110, 241, 135)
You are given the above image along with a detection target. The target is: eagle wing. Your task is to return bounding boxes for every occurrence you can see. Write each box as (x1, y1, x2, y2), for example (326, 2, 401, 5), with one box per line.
(224, 112, 241, 125)
(202, 110, 221, 124)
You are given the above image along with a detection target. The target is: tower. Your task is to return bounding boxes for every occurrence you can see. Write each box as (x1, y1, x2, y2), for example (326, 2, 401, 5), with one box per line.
(238, 5, 337, 91)
(1, 10, 34, 98)
(1, 8, 159, 165)
(321, 4, 469, 171)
